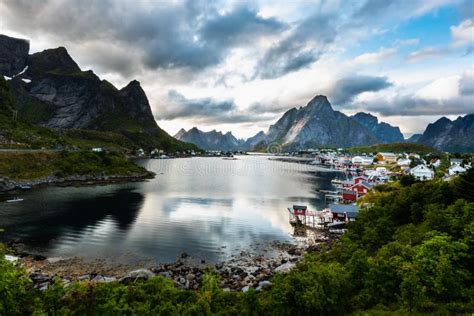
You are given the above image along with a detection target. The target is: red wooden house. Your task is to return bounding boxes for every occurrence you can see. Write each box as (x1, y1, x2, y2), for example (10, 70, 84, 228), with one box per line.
(350, 181, 373, 196)
(342, 189, 357, 202)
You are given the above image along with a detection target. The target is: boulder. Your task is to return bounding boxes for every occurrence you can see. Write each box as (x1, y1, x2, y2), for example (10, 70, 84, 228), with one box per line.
(274, 262, 296, 273)
(120, 269, 154, 283)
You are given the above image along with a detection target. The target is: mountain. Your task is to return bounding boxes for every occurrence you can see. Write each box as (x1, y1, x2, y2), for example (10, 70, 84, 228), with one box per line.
(174, 127, 245, 151)
(417, 114, 474, 152)
(406, 134, 422, 143)
(0, 34, 195, 151)
(244, 131, 267, 149)
(0, 34, 29, 77)
(265, 95, 378, 149)
(351, 112, 404, 143)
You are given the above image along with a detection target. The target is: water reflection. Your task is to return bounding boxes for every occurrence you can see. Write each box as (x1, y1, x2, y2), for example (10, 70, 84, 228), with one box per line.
(0, 156, 342, 263)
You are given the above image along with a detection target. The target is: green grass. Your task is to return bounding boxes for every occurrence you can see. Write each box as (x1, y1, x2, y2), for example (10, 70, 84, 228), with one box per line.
(348, 142, 436, 154)
(0, 151, 147, 181)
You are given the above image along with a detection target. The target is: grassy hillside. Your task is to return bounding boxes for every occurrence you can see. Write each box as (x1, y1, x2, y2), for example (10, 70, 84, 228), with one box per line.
(348, 142, 436, 154)
(0, 151, 148, 181)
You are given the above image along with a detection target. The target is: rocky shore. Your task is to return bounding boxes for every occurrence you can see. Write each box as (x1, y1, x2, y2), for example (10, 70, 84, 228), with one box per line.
(6, 230, 340, 292)
(0, 171, 155, 193)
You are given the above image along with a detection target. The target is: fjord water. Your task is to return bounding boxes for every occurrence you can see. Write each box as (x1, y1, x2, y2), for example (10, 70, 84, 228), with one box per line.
(0, 156, 341, 264)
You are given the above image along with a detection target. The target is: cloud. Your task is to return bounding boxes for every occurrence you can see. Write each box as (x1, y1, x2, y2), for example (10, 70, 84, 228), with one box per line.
(0, 0, 284, 74)
(459, 69, 474, 95)
(200, 6, 285, 47)
(451, 19, 474, 47)
(255, 12, 337, 79)
(353, 47, 396, 64)
(329, 75, 393, 105)
(159, 90, 273, 124)
(406, 47, 443, 62)
(353, 94, 473, 116)
(350, 72, 474, 116)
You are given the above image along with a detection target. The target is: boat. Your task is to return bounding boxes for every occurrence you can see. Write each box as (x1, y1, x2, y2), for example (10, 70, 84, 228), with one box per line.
(6, 197, 24, 203)
(17, 184, 32, 190)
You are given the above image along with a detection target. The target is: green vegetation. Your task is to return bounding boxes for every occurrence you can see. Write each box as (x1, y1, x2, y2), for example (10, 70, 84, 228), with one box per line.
(1, 170, 472, 314)
(348, 142, 436, 154)
(0, 151, 148, 181)
(350, 142, 436, 154)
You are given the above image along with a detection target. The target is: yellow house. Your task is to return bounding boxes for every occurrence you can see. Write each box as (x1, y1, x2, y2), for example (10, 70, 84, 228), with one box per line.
(376, 152, 397, 163)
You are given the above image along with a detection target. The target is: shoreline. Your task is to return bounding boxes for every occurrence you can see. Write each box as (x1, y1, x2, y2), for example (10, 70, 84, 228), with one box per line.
(0, 171, 155, 194)
(6, 230, 340, 292)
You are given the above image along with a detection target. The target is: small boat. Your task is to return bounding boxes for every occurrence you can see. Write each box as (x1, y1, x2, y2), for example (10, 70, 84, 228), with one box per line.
(6, 197, 24, 203)
(17, 184, 32, 190)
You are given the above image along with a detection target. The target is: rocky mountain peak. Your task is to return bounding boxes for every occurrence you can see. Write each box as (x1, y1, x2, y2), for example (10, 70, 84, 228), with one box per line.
(26, 47, 81, 78)
(352, 111, 403, 143)
(352, 112, 378, 125)
(0, 34, 30, 77)
(305, 95, 332, 112)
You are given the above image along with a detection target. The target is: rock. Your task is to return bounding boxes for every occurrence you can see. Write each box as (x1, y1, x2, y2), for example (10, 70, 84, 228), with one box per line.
(0, 34, 29, 77)
(242, 285, 250, 293)
(287, 246, 302, 256)
(92, 275, 116, 283)
(158, 271, 172, 279)
(274, 262, 296, 273)
(179, 252, 190, 259)
(186, 273, 196, 281)
(77, 274, 91, 281)
(4, 255, 19, 263)
(120, 269, 154, 283)
(258, 280, 272, 289)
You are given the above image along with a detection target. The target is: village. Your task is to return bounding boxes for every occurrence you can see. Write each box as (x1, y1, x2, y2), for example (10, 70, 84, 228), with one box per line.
(287, 149, 473, 234)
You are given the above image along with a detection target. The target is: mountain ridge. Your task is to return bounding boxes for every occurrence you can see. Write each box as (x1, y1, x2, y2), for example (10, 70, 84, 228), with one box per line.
(0, 34, 196, 151)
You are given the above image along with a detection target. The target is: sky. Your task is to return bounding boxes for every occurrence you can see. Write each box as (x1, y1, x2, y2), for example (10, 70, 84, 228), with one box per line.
(0, 0, 473, 139)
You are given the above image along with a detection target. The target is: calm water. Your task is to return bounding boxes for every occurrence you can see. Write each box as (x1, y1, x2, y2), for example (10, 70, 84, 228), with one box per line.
(0, 156, 342, 263)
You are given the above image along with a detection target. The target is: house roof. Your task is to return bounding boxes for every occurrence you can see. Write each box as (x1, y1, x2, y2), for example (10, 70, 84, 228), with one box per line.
(343, 189, 357, 195)
(293, 205, 307, 210)
(378, 152, 397, 157)
(329, 204, 359, 214)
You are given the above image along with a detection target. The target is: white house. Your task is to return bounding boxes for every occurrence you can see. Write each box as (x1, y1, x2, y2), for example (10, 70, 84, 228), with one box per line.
(352, 156, 374, 165)
(410, 165, 434, 181)
(450, 158, 463, 166)
(91, 147, 104, 153)
(448, 165, 466, 176)
(430, 159, 441, 168)
(397, 158, 411, 166)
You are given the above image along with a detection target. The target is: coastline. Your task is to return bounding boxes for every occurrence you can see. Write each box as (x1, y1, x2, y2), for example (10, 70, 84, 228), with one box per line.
(6, 229, 339, 292)
(0, 171, 155, 193)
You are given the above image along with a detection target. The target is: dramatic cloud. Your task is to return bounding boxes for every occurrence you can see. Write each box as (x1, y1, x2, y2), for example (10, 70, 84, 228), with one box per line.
(255, 13, 337, 79)
(353, 94, 473, 116)
(0, 0, 470, 137)
(0, 0, 284, 74)
(329, 75, 393, 105)
(160, 90, 273, 124)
